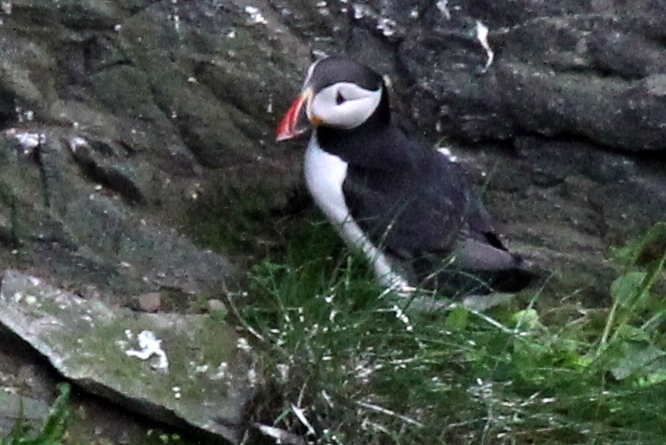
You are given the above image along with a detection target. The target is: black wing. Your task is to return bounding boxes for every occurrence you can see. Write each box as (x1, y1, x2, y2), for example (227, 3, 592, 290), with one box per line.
(341, 129, 522, 273)
(342, 133, 470, 257)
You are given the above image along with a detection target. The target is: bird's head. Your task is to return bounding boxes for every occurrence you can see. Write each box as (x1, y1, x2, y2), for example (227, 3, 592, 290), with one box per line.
(276, 57, 389, 141)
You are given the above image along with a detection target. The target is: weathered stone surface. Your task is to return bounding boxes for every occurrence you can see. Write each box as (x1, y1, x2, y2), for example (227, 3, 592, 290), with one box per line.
(398, 4, 666, 152)
(0, 0, 307, 269)
(0, 270, 256, 443)
(0, 131, 234, 306)
(137, 292, 162, 313)
(0, 393, 51, 435)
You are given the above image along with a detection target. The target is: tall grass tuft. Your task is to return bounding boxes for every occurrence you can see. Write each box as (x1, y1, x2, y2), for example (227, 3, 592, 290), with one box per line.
(234, 221, 666, 444)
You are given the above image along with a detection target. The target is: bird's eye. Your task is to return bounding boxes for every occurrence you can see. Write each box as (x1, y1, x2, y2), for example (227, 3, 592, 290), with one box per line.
(336, 91, 345, 105)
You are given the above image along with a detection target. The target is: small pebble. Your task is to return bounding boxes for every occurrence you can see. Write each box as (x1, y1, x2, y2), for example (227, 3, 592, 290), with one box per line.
(207, 299, 226, 312)
(79, 284, 101, 300)
(138, 292, 161, 313)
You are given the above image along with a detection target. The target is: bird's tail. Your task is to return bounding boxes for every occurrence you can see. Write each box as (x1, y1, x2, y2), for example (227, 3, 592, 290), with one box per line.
(413, 246, 537, 296)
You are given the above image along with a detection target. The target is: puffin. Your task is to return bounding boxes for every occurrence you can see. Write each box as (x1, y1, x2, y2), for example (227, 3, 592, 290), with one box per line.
(276, 57, 531, 296)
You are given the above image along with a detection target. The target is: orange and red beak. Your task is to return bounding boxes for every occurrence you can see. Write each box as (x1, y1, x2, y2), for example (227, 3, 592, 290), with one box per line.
(276, 88, 314, 141)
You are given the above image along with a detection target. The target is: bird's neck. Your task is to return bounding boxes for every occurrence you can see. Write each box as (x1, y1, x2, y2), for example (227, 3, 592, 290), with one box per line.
(315, 103, 422, 171)
(315, 124, 404, 169)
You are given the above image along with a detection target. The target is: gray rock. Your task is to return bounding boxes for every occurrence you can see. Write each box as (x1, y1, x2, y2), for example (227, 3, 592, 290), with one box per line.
(0, 131, 235, 306)
(207, 298, 227, 313)
(399, 3, 666, 152)
(0, 0, 302, 266)
(0, 393, 51, 436)
(137, 292, 162, 313)
(0, 270, 256, 443)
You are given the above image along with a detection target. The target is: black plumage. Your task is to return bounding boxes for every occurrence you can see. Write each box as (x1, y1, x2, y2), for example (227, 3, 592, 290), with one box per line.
(317, 108, 526, 293)
(277, 57, 533, 295)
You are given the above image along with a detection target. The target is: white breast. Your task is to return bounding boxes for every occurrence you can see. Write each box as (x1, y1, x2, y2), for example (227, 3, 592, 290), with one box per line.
(303, 134, 411, 291)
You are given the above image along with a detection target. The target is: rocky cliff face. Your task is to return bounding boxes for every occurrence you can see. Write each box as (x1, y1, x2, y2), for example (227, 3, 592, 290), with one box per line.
(0, 0, 664, 441)
(0, 0, 662, 306)
(0, 0, 663, 303)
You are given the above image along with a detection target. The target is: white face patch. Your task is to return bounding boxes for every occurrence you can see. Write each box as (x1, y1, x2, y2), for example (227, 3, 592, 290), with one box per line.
(308, 82, 382, 129)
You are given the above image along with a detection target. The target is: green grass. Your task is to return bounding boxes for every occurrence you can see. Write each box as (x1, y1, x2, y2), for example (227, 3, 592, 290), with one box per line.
(231, 221, 666, 444)
(2, 384, 71, 445)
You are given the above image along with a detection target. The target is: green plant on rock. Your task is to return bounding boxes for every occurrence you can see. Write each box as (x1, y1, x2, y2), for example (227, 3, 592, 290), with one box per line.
(146, 430, 182, 445)
(594, 221, 666, 386)
(2, 383, 71, 445)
